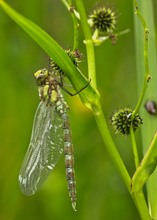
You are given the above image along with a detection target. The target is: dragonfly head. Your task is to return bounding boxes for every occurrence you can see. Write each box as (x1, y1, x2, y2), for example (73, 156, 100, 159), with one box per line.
(34, 68, 49, 86)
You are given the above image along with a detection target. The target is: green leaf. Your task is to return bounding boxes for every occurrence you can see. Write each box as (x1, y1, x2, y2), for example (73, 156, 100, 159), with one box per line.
(0, 0, 99, 110)
(131, 132, 157, 193)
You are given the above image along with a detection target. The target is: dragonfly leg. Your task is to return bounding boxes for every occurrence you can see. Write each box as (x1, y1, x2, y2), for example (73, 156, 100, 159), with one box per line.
(55, 78, 91, 96)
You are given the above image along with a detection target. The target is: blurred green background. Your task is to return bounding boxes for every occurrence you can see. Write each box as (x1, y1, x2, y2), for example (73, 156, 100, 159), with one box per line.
(0, 1, 156, 219)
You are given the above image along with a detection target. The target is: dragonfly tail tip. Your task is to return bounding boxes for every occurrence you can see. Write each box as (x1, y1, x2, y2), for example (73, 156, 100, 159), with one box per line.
(72, 202, 77, 211)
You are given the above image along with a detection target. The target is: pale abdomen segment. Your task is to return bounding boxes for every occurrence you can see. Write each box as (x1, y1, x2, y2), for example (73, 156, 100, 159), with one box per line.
(62, 115, 77, 211)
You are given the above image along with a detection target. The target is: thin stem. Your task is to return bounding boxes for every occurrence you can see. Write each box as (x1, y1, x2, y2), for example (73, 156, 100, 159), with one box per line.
(130, 125, 139, 169)
(74, 0, 150, 218)
(132, 0, 150, 119)
(132, 191, 152, 220)
(92, 29, 130, 46)
(61, 0, 79, 50)
(133, 0, 157, 218)
(116, 29, 130, 37)
(71, 12, 79, 50)
(75, 0, 130, 187)
(61, 0, 69, 9)
(94, 105, 131, 190)
(132, 132, 157, 193)
(75, 0, 97, 89)
(94, 104, 150, 220)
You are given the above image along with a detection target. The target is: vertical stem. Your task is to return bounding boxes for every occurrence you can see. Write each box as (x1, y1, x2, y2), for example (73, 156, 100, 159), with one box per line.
(132, 0, 150, 119)
(94, 106, 131, 189)
(132, 191, 152, 220)
(133, 0, 157, 218)
(94, 105, 151, 220)
(75, 0, 97, 89)
(75, 0, 151, 218)
(61, 0, 79, 50)
(130, 125, 139, 169)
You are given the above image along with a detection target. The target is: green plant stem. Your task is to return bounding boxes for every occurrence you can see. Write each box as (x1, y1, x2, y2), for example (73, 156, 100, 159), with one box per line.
(61, 0, 79, 50)
(130, 125, 139, 169)
(0, 0, 152, 218)
(132, 191, 152, 220)
(71, 10, 79, 51)
(61, 0, 69, 9)
(94, 105, 131, 188)
(131, 131, 157, 219)
(75, 0, 130, 186)
(94, 105, 150, 220)
(75, 0, 131, 188)
(132, 0, 150, 120)
(75, 0, 151, 219)
(75, 0, 97, 89)
(132, 132, 157, 193)
(133, 0, 157, 218)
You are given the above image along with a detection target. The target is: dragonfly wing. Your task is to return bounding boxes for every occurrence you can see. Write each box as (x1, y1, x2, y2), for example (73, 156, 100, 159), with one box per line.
(19, 101, 64, 195)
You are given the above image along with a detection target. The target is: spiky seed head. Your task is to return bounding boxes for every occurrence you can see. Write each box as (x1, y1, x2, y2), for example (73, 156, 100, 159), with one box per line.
(50, 49, 81, 76)
(88, 6, 116, 33)
(111, 108, 143, 135)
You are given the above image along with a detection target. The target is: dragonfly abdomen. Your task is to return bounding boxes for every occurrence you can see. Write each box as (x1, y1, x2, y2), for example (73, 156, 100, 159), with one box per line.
(55, 96, 77, 211)
(63, 115, 77, 211)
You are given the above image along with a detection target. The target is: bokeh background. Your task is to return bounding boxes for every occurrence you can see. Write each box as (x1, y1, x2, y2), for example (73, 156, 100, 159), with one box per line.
(0, 1, 156, 219)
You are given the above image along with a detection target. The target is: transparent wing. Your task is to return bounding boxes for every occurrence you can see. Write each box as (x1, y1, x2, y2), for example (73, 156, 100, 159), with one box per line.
(19, 101, 64, 195)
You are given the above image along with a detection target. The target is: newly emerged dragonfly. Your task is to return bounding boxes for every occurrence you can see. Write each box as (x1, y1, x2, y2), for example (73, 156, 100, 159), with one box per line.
(19, 68, 77, 210)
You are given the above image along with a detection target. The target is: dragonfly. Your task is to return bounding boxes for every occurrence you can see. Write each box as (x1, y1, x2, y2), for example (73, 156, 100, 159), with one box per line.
(19, 68, 77, 211)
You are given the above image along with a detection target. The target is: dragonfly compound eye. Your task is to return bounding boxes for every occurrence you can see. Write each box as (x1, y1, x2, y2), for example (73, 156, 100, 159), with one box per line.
(34, 68, 49, 86)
